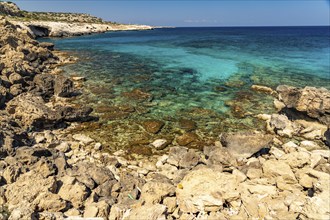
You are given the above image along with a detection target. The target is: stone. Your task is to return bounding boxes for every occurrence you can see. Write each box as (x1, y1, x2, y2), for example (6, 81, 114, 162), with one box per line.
(246, 168, 263, 179)
(151, 139, 169, 150)
(6, 92, 59, 129)
(178, 118, 197, 131)
(122, 88, 152, 101)
(72, 134, 94, 145)
(276, 85, 330, 125)
(56, 142, 71, 153)
(58, 175, 90, 208)
(220, 131, 273, 159)
(33, 73, 55, 100)
(270, 147, 285, 159)
(176, 167, 239, 213)
(300, 140, 321, 151)
(142, 120, 165, 134)
(140, 181, 175, 204)
(205, 146, 237, 167)
(163, 197, 177, 213)
(263, 160, 297, 183)
(126, 204, 166, 220)
(176, 132, 199, 147)
(251, 84, 276, 95)
(267, 114, 300, 137)
(295, 120, 328, 140)
(282, 141, 299, 153)
(281, 151, 310, 169)
(34, 193, 67, 212)
(54, 75, 74, 97)
(2, 165, 21, 183)
(178, 149, 199, 168)
(5, 171, 57, 213)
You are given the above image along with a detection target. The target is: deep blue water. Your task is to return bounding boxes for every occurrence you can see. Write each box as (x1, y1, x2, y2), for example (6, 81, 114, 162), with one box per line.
(45, 27, 330, 150)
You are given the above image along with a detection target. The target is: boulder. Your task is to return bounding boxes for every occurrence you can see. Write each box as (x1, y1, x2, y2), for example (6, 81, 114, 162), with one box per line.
(58, 175, 90, 208)
(277, 85, 330, 125)
(176, 167, 239, 213)
(220, 132, 273, 159)
(142, 120, 164, 134)
(140, 181, 175, 204)
(54, 75, 74, 97)
(262, 160, 297, 183)
(5, 171, 58, 213)
(126, 204, 167, 220)
(33, 73, 55, 100)
(6, 92, 60, 129)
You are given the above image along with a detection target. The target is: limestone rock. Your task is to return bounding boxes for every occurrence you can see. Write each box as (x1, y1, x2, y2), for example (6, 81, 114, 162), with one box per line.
(140, 181, 175, 204)
(221, 131, 273, 159)
(277, 85, 330, 125)
(126, 204, 166, 220)
(263, 160, 297, 183)
(58, 175, 90, 208)
(176, 167, 239, 213)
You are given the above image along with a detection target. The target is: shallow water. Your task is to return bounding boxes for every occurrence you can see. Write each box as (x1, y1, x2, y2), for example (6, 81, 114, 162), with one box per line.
(45, 27, 330, 153)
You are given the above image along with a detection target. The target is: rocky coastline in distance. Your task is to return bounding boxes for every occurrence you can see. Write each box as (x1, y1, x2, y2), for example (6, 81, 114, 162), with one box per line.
(0, 1, 153, 37)
(1, 1, 330, 220)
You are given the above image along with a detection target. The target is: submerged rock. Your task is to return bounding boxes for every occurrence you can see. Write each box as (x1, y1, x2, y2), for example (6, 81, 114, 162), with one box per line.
(142, 120, 165, 134)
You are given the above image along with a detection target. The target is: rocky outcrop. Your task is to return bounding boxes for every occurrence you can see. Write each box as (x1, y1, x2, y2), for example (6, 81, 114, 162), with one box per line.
(276, 85, 330, 125)
(0, 2, 22, 17)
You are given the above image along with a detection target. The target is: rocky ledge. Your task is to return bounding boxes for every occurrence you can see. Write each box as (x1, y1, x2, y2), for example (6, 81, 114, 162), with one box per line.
(1, 14, 330, 220)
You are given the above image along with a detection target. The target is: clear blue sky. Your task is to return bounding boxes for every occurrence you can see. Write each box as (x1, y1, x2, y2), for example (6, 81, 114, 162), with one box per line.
(11, 0, 330, 27)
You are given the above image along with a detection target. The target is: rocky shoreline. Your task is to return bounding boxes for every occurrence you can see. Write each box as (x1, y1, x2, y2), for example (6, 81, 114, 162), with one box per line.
(1, 11, 330, 220)
(1, 2, 153, 38)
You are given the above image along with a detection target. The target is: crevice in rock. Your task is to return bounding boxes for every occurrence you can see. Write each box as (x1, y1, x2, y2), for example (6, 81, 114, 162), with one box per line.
(28, 25, 50, 37)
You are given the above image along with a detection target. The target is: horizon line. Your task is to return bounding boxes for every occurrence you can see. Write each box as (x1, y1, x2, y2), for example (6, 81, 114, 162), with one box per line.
(156, 25, 330, 28)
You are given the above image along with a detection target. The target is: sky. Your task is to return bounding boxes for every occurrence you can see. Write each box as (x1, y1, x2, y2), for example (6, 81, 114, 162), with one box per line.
(10, 0, 330, 27)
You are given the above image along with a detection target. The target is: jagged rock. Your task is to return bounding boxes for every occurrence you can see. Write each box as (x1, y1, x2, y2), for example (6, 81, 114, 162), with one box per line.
(56, 105, 93, 122)
(221, 132, 273, 159)
(83, 201, 111, 219)
(72, 134, 94, 145)
(6, 92, 60, 128)
(176, 167, 239, 213)
(140, 181, 175, 204)
(204, 145, 237, 167)
(5, 171, 58, 214)
(0, 112, 29, 157)
(267, 114, 301, 137)
(0, 2, 23, 17)
(277, 85, 330, 125)
(262, 160, 297, 183)
(58, 175, 90, 208)
(33, 73, 55, 100)
(126, 204, 167, 220)
(54, 75, 74, 97)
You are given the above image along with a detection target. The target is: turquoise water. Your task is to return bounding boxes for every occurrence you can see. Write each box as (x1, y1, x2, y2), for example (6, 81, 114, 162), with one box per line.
(46, 27, 330, 152)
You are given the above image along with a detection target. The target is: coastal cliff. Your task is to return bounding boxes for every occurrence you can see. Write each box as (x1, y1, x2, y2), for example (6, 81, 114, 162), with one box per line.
(0, 2, 330, 220)
(0, 1, 153, 37)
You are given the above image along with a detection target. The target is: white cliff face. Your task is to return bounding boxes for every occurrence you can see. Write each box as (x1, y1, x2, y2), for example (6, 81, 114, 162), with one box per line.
(11, 20, 153, 38)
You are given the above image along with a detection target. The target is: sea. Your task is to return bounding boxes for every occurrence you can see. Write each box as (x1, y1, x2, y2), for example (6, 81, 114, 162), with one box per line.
(44, 27, 330, 153)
